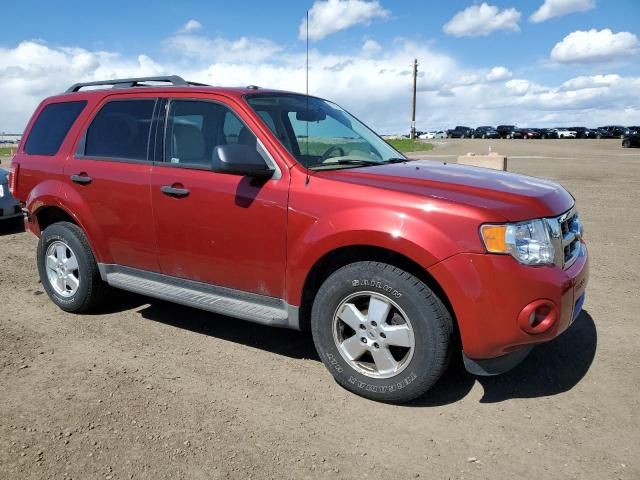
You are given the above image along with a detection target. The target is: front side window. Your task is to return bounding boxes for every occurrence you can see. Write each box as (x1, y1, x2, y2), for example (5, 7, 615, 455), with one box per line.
(245, 94, 404, 170)
(24, 101, 87, 156)
(84, 100, 155, 161)
(165, 100, 264, 169)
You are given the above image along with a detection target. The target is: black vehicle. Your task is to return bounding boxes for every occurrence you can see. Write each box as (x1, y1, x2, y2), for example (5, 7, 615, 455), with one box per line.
(496, 125, 518, 139)
(448, 126, 475, 138)
(473, 126, 500, 139)
(622, 133, 640, 148)
(570, 127, 590, 139)
(625, 126, 640, 136)
(584, 129, 600, 139)
(599, 125, 627, 138)
(594, 128, 616, 139)
(534, 128, 559, 139)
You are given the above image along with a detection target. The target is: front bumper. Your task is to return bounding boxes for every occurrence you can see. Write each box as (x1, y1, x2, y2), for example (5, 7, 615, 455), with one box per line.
(428, 241, 589, 369)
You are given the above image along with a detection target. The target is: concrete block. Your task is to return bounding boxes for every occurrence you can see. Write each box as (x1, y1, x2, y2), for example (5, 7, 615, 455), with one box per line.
(457, 152, 507, 171)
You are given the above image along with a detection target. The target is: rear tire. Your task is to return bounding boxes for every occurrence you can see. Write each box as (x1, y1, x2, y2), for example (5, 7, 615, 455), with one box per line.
(37, 222, 106, 313)
(623, 139, 631, 148)
(311, 261, 452, 403)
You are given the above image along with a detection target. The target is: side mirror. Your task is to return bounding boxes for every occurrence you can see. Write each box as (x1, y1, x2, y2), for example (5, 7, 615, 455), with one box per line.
(213, 144, 274, 178)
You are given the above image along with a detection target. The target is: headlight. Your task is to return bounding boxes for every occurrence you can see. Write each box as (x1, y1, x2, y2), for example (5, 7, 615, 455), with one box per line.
(480, 219, 555, 265)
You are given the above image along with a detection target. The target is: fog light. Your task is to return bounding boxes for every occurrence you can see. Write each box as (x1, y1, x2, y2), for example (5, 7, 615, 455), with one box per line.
(518, 299, 558, 334)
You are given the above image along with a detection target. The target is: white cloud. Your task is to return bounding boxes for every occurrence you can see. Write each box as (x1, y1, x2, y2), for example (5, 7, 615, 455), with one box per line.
(550, 28, 640, 64)
(165, 33, 282, 63)
(443, 3, 521, 37)
(560, 74, 621, 90)
(361, 39, 381, 55)
(0, 36, 639, 134)
(530, 0, 595, 23)
(486, 66, 512, 81)
(300, 0, 390, 41)
(180, 19, 202, 33)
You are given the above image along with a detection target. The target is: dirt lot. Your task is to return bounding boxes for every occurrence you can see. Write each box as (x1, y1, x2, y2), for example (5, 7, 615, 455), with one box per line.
(1, 139, 639, 479)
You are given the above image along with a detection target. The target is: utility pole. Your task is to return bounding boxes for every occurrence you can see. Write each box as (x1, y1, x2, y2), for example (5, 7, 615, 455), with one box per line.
(410, 58, 418, 140)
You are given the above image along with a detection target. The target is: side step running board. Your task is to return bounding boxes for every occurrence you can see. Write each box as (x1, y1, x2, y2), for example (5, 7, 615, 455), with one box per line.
(99, 265, 298, 330)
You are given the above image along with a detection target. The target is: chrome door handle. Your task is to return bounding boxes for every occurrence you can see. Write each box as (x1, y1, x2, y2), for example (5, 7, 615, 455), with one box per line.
(70, 174, 92, 185)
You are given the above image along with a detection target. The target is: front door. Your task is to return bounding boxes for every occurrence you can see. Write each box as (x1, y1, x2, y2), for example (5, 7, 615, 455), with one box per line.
(150, 98, 288, 299)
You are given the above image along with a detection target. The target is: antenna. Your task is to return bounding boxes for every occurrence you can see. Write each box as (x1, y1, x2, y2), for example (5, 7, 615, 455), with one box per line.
(305, 9, 311, 185)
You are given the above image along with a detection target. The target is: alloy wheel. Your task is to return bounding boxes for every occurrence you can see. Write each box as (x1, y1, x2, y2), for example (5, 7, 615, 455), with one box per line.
(45, 241, 80, 297)
(332, 291, 415, 379)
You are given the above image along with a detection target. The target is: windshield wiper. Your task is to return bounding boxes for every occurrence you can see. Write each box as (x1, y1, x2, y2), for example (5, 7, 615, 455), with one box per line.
(308, 159, 381, 169)
(384, 157, 409, 164)
(308, 157, 410, 170)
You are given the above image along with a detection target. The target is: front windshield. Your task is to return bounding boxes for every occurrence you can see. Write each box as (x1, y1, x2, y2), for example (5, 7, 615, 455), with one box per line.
(245, 94, 405, 170)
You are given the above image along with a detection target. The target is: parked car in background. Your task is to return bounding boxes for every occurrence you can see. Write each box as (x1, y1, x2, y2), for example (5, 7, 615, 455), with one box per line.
(555, 128, 576, 139)
(420, 131, 446, 139)
(534, 128, 559, 139)
(0, 163, 22, 222)
(583, 129, 600, 139)
(518, 128, 541, 139)
(496, 125, 518, 139)
(570, 127, 590, 139)
(594, 128, 616, 139)
(599, 125, 626, 138)
(473, 126, 500, 139)
(448, 126, 475, 138)
(622, 132, 640, 148)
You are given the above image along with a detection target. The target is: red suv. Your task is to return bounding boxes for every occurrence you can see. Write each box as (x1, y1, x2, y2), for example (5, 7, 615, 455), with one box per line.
(10, 76, 588, 403)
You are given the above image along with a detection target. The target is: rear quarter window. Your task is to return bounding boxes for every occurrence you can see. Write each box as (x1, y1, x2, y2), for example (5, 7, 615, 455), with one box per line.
(24, 101, 87, 156)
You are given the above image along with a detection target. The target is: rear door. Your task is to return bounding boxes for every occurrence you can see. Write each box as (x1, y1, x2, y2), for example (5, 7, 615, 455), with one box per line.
(150, 97, 289, 298)
(64, 95, 160, 271)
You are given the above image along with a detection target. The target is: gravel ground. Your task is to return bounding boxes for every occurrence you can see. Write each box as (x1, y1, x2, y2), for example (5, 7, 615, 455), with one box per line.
(1, 139, 639, 479)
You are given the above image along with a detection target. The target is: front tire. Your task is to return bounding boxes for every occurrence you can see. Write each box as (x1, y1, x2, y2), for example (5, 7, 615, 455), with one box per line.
(37, 222, 106, 313)
(311, 262, 452, 403)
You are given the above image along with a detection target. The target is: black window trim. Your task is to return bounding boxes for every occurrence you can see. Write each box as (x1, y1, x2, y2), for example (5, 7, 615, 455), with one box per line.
(155, 97, 281, 179)
(74, 97, 159, 164)
(24, 100, 88, 157)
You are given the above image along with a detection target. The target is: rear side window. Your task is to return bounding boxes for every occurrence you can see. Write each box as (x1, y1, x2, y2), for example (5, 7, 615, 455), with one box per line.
(24, 101, 87, 155)
(84, 100, 156, 161)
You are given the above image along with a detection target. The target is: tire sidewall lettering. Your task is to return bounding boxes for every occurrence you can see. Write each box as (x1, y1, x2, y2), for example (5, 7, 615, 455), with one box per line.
(351, 279, 402, 298)
(346, 372, 418, 393)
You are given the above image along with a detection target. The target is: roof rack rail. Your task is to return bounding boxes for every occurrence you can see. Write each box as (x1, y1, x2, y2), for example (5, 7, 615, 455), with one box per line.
(65, 75, 209, 93)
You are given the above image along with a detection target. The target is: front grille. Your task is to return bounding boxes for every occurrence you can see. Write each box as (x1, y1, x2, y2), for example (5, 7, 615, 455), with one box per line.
(546, 207, 582, 269)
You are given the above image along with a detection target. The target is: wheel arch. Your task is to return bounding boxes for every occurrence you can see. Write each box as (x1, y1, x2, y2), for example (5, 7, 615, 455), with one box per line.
(34, 204, 78, 232)
(27, 181, 105, 263)
(297, 245, 460, 344)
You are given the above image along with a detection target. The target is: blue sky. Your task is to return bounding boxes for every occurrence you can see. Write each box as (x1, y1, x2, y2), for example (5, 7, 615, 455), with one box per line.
(1, 0, 639, 133)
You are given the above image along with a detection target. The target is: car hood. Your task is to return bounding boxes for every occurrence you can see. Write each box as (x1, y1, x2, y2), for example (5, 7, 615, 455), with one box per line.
(316, 160, 574, 221)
